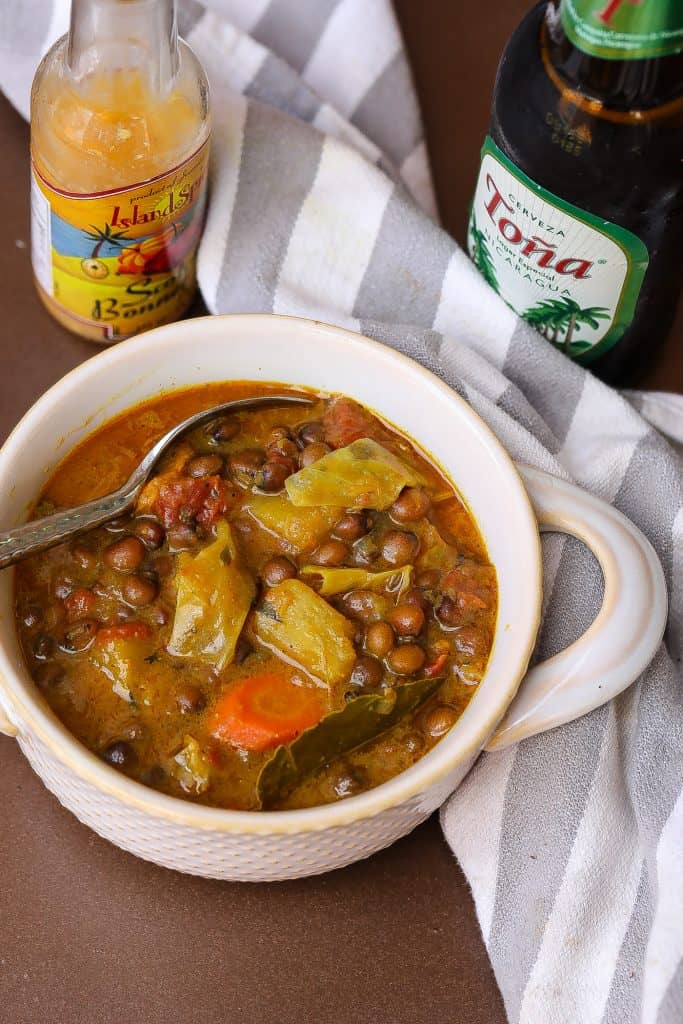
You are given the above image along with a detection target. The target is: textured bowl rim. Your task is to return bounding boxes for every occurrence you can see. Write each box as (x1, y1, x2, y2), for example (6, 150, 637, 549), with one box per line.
(0, 314, 541, 835)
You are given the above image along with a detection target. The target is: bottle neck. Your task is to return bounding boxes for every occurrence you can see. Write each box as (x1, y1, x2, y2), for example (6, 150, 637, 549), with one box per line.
(66, 0, 179, 93)
(544, 0, 683, 111)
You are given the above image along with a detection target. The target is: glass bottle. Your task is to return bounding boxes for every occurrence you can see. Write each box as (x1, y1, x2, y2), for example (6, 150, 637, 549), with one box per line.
(468, 0, 683, 385)
(30, 0, 210, 344)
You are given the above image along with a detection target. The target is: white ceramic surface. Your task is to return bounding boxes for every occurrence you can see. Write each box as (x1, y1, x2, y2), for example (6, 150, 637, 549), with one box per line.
(0, 315, 668, 880)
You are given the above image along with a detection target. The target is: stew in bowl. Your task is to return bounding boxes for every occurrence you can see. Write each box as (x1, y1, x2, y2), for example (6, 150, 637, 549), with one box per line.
(14, 383, 497, 812)
(0, 314, 665, 879)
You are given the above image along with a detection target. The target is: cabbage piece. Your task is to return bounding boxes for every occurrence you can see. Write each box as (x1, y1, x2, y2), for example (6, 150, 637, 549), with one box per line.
(257, 674, 443, 807)
(253, 579, 356, 687)
(90, 632, 155, 702)
(285, 438, 424, 510)
(167, 520, 256, 671)
(244, 493, 339, 554)
(172, 735, 210, 794)
(300, 564, 413, 598)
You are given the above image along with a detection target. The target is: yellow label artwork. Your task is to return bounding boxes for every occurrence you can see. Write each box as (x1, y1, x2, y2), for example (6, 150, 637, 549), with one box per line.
(30, 139, 209, 341)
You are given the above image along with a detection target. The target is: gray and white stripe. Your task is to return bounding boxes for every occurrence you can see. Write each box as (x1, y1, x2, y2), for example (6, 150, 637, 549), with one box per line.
(2, 1, 681, 1021)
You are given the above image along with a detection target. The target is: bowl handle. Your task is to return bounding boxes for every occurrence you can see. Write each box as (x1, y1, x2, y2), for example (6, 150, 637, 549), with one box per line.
(485, 465, 667, 752)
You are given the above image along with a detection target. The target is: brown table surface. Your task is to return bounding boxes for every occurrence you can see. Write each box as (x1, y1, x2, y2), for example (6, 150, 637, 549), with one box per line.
(1, 6, 681, 1024)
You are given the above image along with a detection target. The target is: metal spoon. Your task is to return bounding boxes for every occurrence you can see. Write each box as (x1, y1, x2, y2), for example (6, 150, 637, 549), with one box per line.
(0, 394, 313, 570)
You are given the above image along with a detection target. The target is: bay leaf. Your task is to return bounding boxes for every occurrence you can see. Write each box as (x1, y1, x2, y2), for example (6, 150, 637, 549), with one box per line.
(257, 673, 443, 808)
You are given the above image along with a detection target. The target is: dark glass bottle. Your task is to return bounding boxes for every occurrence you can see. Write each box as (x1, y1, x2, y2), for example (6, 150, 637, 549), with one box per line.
(468, 0, 683, 385)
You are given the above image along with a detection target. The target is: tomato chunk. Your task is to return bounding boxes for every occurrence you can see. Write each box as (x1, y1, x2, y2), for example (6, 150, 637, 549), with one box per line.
(423, 651, 448, 678)
(155, 475, 237, 529)
(322, 397, 375, 449)
(96, 622, 153, 643)
(441, 562, 495, 610)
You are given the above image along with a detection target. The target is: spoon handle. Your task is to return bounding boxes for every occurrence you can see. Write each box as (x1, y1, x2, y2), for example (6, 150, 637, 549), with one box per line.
(0, 394, 315, 570)
(0, 488, 130, 570)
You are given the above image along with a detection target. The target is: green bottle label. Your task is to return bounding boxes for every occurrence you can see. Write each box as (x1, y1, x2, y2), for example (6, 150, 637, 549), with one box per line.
(468, 137, 649, 364)
(561, 0, 683, 60)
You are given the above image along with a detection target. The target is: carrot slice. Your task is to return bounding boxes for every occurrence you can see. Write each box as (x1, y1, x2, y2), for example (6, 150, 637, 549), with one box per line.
(210, 673, 325, 752)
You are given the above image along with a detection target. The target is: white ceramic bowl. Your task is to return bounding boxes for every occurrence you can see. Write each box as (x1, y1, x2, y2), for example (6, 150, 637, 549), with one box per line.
(0, 315, 667, 880)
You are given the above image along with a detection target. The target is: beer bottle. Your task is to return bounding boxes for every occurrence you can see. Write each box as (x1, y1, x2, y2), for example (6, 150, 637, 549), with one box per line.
(468, 1, 683, 385)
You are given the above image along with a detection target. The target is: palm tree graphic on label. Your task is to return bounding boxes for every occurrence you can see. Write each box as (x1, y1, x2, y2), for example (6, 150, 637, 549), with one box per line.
(469, 213, 499, 293)
(81, 223, 130, 279)
(522, 297, 610, 354)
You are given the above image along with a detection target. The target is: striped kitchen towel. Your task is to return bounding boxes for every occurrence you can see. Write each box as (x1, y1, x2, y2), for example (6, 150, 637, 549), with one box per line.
(1, 2, 681, 1022)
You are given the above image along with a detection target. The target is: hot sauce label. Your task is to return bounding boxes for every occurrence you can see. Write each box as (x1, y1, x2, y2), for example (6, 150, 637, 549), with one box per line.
(560, 0, 683, 60)
(468, 137, 649, 364)
(30, 139, 209, 342)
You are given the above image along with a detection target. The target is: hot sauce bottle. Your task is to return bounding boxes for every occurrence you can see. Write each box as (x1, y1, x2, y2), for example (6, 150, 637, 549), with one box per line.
(30, 0, 210, 344)
(468, 0, 683, 385)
